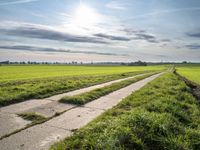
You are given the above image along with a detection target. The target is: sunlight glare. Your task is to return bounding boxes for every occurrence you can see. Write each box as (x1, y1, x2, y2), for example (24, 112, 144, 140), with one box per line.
(73, 4, 100, 27)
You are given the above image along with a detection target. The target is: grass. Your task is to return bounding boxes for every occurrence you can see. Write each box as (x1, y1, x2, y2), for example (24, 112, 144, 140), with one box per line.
(176, 64, 200, 85)
(18, 112, 47, 124)
(51, 73, 200, 150)
(60, 72, 159, 105)
(0, 65, 168, 82)
(0, 71, 155, 106)
(0, 65, 167, 106)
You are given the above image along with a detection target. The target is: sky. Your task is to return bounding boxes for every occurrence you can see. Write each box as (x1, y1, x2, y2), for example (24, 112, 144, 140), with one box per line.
(0, 0, 200, 62)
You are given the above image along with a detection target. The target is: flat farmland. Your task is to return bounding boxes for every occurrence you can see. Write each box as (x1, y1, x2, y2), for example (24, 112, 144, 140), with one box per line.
(176, 64, 200, 85)
(0, 65, 167, 82)
(0, 65, 167, 106)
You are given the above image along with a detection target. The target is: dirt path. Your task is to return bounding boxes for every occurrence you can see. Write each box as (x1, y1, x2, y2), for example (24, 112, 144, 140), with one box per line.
(0, 73, 148, 138)
(0, 72, 163, 150)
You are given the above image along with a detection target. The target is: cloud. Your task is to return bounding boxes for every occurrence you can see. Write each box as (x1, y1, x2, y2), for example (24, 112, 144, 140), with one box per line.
(106, 1, 127, 10)
(124, 7, 200, 20)
(0, 45, 128, 56)
(120, 28, 166, 43)
(0, 0, 39, 6)
(93, 33, 131, 41)
(121, 28, 146, 35)
(94, 31, 162, 43)
(160, 39, 171, 42)
(186, 32, 200, 38)
(133, 33, 160, 43)
(0, 23, 108, 44)
(134, 33, 155, 40)
(185, 44, 200, 50)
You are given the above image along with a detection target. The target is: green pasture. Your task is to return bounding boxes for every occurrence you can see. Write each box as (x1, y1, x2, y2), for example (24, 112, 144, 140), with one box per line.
(176, 64, 200, 85)
(0, 65, 167, 82)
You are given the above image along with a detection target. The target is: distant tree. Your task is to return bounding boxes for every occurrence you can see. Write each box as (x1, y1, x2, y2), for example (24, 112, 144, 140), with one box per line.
(128, 61, 147, 66)
(20, 61, 26, 64)
(182, 61, 187, 64)
(121, 62, 126, 66)
(0, 61, 9, 64)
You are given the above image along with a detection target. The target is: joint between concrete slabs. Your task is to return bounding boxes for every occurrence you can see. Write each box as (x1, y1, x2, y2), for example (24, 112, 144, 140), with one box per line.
(45, 124, 72, 132)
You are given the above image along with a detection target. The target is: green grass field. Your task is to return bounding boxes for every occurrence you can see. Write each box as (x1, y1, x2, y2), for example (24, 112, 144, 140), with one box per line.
(0, 65, 167, 82)
(51, 73, 200, 150)
(1, 64, 199, 149)
(0, 65, 167, 106)
(176, 64, 200, 85)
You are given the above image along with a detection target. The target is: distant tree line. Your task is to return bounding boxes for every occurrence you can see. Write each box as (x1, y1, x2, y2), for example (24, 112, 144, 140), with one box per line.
(127, 61, 147, 66)
(0, 60, 198, 66)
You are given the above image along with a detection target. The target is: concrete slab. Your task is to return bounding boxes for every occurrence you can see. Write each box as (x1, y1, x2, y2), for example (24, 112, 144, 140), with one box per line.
(0, 124, 71, 150)
(0, 99, 52, 114)
(46, 107, 104, 130)
(21, 102, 75, 118)
(0, 113, 31, 137)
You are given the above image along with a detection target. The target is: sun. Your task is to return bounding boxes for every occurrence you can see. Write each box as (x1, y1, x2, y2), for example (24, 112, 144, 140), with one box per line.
(73, 3, 100, 28)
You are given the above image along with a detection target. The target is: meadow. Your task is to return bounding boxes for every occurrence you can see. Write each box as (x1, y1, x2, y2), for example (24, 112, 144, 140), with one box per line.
(176, 64, 200, 85)
(51, 72, 200, 150)
(1, 64, 200, 150)
(0, 65, 167, 106)
(0, 65, 167, 82)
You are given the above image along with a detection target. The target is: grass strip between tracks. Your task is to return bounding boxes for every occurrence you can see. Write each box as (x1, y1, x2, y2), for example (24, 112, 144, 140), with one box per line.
(60, 72, 160, 105)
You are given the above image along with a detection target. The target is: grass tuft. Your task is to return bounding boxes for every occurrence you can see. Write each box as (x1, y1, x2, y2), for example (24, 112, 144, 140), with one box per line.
(18, 112, 47, 124)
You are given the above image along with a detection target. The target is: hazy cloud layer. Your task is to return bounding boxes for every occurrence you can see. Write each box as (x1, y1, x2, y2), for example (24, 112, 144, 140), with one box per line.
(94, 33, 131, 41)
(0, 23, 108, 44)
(185, 44, 200, 50)
(134, 33, 159, 43)
(0, 22, 170, 46)
(121, 28, 146, 35)
(186, 32, 200, 38)
(0, 45, 128, 56)
(121, 28, 164, 43)
(0, 0, 39, 6)
(124, 7, 200, 20)
(106, 1, 127, 10)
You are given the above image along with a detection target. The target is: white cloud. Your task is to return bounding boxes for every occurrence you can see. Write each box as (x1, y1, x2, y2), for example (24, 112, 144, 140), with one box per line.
(0, 0, 40, 6)
(106, 1, 127, 10)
